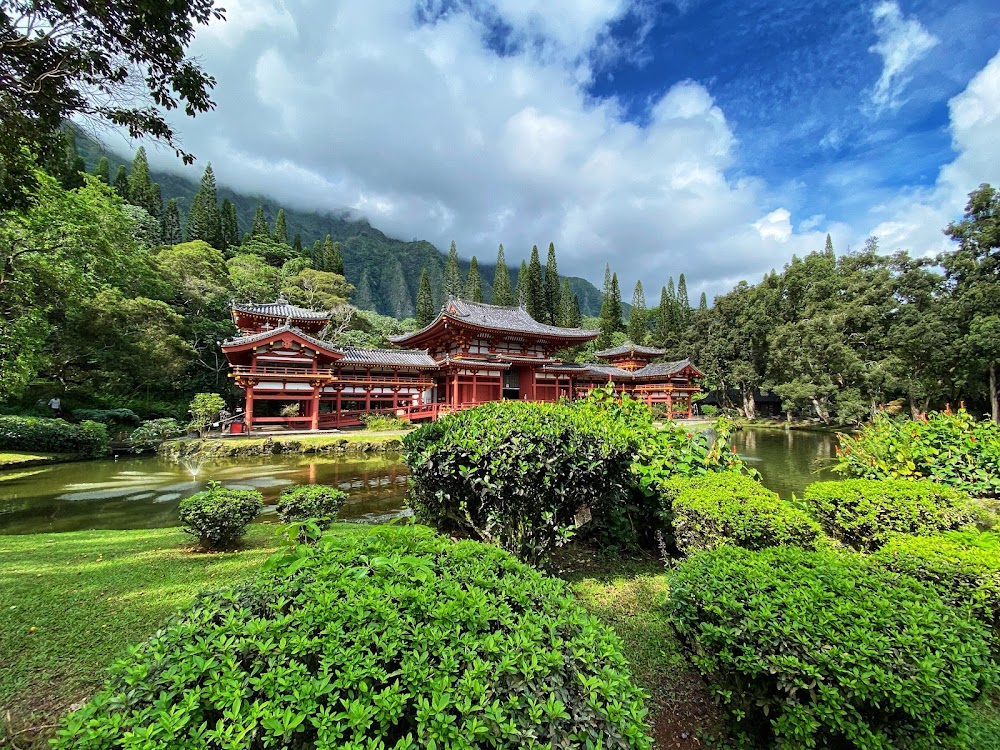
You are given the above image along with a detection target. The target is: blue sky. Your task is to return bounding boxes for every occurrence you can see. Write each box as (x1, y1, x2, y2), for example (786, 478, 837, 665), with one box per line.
(134, 0, 1000, 297)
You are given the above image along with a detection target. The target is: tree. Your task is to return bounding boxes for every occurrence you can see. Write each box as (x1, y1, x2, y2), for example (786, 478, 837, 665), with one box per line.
(0, 0, 224, 208)
(188, 393, 226, 437)
(492, 244, 513, 306)
(558, 278, 575, 327)
(94, 157, 110, 185)
(273, 208, 288, 245)
(227, 253, 281, 303)
(627, 280, 647, 344)
(443, 240, 463, 299)
(544, 242, 559, 324)
(127, 146, 158, 216)
(321, 236, 343, 275)
(825, 233, 835, 257)
(281, 269, 353, 311)
(249, 206, 270, 239)
(162, 198, 183, 245)
(310, 240, 322, 268)
(113, 165, 129, 198)
(677, 273, 691, 329)
(186, 163, 222, 249)
(699, 292, 708, 311)
(943, 183, 1000, 422)
(220, 198, 239, 249)
(596, 266, 624, 349)
(525, 244, 545, 321)
(416, 269, 435, 326)
(465, 256, 483, 302)
(516, 260, 529, 306)
(292, 234, 302, 255)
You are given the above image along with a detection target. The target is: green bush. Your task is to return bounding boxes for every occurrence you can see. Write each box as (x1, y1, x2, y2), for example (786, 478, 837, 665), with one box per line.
(670, 545, 995, 749)
(70, 408, 141, 426)
(188, 392, 226, 436)
(276, 484, 347, 541)
(803, 478, 989, 551)
(53, 527, 652, 750)
(835, 409, 1000, 497)
(127, 418, 187, 452)
(361, 412, 410, 431)
(0, 415, 109, 457)
(874, 531, 1000, 633)
(177, 482, 263, 550)
(661, 472, 822, 555)
(403, 398, 638, 566)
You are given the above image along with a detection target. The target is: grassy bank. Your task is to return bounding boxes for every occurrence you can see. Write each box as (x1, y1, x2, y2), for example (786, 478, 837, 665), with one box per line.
(159, 430, 411, 459)
(0, 451, 75, 470)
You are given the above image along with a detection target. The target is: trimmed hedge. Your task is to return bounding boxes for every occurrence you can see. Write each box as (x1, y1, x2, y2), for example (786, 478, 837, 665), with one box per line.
(0, 415, 109, 457)
(803, 478, 989, 551)
(403, 400, 637, 566)
(874, 531, 1000, 633)
(178, 483, 263, 550)
(661, 472, 822, 555)
(276, 484, 347, 541)
(670, 545, 995, 749)
(53, 527, 652, 749)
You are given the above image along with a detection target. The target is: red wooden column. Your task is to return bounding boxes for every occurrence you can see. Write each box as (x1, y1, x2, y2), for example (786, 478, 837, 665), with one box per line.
(310, 384, 320, 431)
(335, 387, 342, 425)
(666, 393, 673, 420)
(245, 386, 255, 432)
(452, 370, 459, 408)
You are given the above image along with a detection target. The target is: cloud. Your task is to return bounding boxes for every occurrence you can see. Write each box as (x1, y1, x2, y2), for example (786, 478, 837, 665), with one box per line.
(868, 1, 939, 113)
(867, 48, 1000, 254)
(754, 209, 792, 242)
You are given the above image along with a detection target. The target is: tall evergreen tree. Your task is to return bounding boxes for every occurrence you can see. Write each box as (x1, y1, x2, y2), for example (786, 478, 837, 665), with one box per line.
(492, 243, 513, 305)
(149, 181, 163, 221)
(292, 233, 302, 255)
(465, 256, 483, 302)
(321, 236, 343, 275)
(186, 163, 223, 249)
(627, 280, 647, 343)
(416, 269, 435, 326)
(385, 259, 414, 318)
(824, 233, 835, 257)
(311, 240, 322, 268)
(273, 208, 288, 245)
(443, 240, 463, 299)
(677, 273, 691, 328)
(113, 165, 128, 198)
(249, 206, 269, 239)
(544, 242, 560, 324)
(515, 260, 529, 306)
(127, 146, 157, 214)
(655, 286, 671, 344)
(220, 198, 239, 249)
(558, 278, 575, 327)
(597, 265, 624, 348)
(161, 198, 183, 245)
(666, 277, 679, 335)
(571, 295, 582, 327)
(699, 292, 708, 311)
(609, 273, 623, 330)
(525, 244, 545, 321)
(94, 156, 110, 185)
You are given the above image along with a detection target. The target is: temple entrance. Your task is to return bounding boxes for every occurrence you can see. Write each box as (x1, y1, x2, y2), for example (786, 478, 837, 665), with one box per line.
(502, 368, 520, 400)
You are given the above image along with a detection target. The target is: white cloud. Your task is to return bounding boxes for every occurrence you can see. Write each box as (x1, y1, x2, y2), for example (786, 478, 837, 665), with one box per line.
(129, 1, 864, 296)
(867, 49, 1000, 254)
(868, 1, 939, 113)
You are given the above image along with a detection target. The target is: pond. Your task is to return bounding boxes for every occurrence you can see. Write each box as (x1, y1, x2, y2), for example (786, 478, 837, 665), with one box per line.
(0, 428, 839, 535)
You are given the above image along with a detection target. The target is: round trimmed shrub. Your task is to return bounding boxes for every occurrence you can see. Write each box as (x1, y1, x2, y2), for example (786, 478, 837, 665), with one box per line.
(670, 545, 995, 749)
(660, 472, 822, 555)
(177, 482, 263, 549)
(802, 478, 989, 551)
(276, 484, 347, 541)
(874, 531, 1000, 633)
(53, 527, 653, 749)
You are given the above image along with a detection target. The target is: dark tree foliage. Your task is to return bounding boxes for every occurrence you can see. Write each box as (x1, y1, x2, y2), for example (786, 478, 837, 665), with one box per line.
(0, 0, 223, 208)
(249, 205, 269, 239)
(185, 163, 222, 249)
(544, 241, 559, 324)
(385, 258, 414, 318)
(465, 255, 483, 302)
(353, 267, 375, 311)
(220, 198, 239, 249)
(161, 198, 183, 245)
(442, 240, 462, 299)
(492, 243, 513, 306)
(112, 165, 128, 197)
(526, 244, 545, 321)
(677, 273, 691, 329)
(699, 292, 708, 310)
(93, 156, 110, 185)
(273, 208, 288, 245)
(558, 277, 575, 327)
(416, 268, 435, 326)
(515, 259, 529, 307)
(321, 235, 343, 275)
(291, 233, 302, 255)
(627, 280, 647, 344)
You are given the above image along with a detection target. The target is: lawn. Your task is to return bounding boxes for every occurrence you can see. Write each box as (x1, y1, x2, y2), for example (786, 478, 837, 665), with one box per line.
(0, 451, 70, 470)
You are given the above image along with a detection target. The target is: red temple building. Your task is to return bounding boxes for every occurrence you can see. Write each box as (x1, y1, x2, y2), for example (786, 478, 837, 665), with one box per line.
(221, 297, 703, 431)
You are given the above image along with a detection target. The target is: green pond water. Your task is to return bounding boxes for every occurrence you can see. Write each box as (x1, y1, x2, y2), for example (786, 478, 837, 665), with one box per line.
(0, 428, 838, 535)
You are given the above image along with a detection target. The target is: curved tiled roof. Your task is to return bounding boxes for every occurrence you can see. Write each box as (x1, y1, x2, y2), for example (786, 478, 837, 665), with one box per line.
(338, 348, 438, 368)
(232, 300, 331, 321)
(390, 297, 599, 344)
(632, 359, 699, 378)
(540, 358, 702, 381)
(222, 324, 342, 354)
(593, 342, 668, 359)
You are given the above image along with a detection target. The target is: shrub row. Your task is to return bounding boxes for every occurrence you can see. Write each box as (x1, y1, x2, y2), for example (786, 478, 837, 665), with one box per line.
(70, 408, 141, 426)
(803, 478, 989, 551)
(661, 472, 822, 555)
(670, 545, 996, 749)
(0, 415, 109, 457)
(54, 527, 652, 749)
(874, 531, 1000, 633)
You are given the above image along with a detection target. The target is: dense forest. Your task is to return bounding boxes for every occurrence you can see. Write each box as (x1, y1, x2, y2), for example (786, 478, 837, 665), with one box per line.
(2, 127, 997, 424)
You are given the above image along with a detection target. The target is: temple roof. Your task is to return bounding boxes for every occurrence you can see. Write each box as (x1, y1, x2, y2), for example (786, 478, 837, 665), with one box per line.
(222, 323, 342, 354)
(338, 348, 438, 368)
(389, 297, 599, 346)
(593, 342, 668, 359)
(540, 358, 702, 381)
(232, 299, 331, 321)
